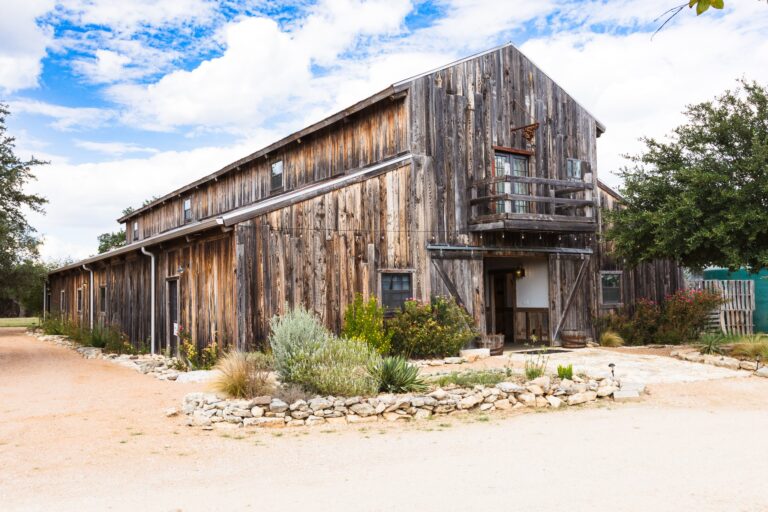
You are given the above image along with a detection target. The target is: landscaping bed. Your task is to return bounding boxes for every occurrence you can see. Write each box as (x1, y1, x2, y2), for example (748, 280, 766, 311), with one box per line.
(181, 372, 629, 430)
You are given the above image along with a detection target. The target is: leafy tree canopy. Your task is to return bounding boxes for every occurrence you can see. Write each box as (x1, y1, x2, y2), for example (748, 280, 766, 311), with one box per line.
(97, 230, 126, 253)
(607, 79, 768, 272)
(0, 103, 47, 278)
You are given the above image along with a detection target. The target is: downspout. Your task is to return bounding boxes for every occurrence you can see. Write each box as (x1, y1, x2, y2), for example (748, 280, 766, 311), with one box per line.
(82, 265, 94, 330)
(141, 247, 156, 355)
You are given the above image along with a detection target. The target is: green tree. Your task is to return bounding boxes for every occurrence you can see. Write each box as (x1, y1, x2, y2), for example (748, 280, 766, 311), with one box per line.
(0, 103, 47, 282)
(97, 230, 126, 253)
(607, 79, 768, 272)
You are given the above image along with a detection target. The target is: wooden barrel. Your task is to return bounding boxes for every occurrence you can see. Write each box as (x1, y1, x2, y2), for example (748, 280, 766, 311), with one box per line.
(561, 329, 587, 349)
(476, 334, 505, 356)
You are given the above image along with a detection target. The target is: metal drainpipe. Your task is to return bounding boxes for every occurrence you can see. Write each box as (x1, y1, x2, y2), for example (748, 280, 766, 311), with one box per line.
(82, 265, 94, 330)
(141, 247, 156, 355)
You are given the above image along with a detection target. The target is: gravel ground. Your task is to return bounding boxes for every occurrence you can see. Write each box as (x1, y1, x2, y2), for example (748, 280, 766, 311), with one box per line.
(2, 327, 768, 512)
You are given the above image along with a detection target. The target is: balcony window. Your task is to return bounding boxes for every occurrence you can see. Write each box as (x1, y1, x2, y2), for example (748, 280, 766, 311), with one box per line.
(493, 152, 530, 214)
(566, 159, 583, 180)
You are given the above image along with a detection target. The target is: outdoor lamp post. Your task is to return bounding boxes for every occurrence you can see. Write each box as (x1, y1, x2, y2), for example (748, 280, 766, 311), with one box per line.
(609, 363, 615, 379)
(756, 355, 761, 371)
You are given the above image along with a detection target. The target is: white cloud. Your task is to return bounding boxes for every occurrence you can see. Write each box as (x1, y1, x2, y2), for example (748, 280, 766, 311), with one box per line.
(74, 139, 159, 155)
(9, 99, 116, 131)
(27, 131, 280, 260)
(55, 0, 217, 34)
(107, 0, 416, 133)
(520, 0, 768, 188)
(0, 0, 55, 93)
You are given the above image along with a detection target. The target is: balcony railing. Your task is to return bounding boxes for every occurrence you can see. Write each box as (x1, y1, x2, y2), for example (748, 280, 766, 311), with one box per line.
(468, 173, 596, 231)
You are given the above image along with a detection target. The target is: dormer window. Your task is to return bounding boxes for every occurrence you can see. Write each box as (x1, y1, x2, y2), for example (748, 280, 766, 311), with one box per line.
(183, 197, 192, 223)
(133, 221, 139, 241)
(271, 160, 283, 191)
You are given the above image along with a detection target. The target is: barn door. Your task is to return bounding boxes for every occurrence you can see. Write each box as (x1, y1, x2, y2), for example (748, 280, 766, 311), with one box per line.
(167, 278, 179, 355)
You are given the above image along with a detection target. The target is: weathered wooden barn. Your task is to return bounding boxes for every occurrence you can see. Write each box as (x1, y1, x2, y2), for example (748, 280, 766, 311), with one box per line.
(46, 43, 683, 354)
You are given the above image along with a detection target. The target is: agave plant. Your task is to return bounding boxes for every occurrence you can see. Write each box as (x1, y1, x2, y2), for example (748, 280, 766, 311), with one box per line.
(698, 332, 727, 355)
(371, 356, 428, 393)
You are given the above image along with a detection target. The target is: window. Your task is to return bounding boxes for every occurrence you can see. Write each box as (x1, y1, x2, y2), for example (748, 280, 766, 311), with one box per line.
(60, 290, 66, 312)
(566, 159, 583, 180)
(99, 286, 107, 313)
(271, 160, 284, 191)
(381, 273, 412, 311)
(133, 221, 139, 241)
(183, 197, 192, 223)
(600, 272, 622, 306)
(493, 152, 530, 214)
(77, 288, 83, 313)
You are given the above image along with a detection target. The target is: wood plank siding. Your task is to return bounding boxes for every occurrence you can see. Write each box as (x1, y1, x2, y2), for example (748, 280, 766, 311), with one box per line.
(48, 43, 683, 351)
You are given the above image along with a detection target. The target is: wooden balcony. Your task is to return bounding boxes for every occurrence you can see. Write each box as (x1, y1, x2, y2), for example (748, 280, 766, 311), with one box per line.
(468, 174, 597, 233)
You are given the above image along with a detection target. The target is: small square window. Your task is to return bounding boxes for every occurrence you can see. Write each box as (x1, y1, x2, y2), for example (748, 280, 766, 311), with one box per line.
(601, 272, 622, 305)
(381, 273, 412, 311)
(566, 159, 583, 180)
(99, 286, 107, 313)
(133, 221, 139, 241)
(183, 197, 192, 223)
(77, 288, 83, 313)
(271, 160, 283, 191)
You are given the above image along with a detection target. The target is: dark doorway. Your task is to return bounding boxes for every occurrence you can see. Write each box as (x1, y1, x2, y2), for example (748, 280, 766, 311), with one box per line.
(167, 278, 179, 355)
(487, 270, 516, 343)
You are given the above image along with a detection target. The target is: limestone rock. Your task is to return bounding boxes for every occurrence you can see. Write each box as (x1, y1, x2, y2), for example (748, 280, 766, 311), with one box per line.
(596, 385, 617, 398)
(349, 403, 376, 417)
(546, 396, 562, 409)
(613, 390, 642, 402)
(269, 399, 288, 413)
(756, 367, 768, 378)
(250, 406, 265, 418)
(459, 348, 490, 362)
(459, 394, 482, 409)
(494, 399, 511, 410)
(526, 385, 544, 396)
(517, 393, 536, 406)
(496, 382, 525, 394)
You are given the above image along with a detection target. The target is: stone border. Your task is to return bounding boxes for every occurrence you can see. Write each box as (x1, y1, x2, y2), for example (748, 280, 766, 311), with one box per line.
(181, 374, 639, 430)
(670, 348, 768, 378)
(30, 331, 187, 381)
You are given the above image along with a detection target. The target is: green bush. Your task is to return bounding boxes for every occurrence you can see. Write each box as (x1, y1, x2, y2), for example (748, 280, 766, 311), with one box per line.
(657, 289, 723, 344)
(269, 306, 381, 396)
(388, 296, 476, 359)
(40, 314, 67, 335)
(557, 364, 573, 380)
(371, 356, 427, 393)
(342, 294, 391, 354)
(596, 289, 722, 346)
(269, 306, 330, 385)
(88, 323, 125, 350)
(524, 350, 548, 380)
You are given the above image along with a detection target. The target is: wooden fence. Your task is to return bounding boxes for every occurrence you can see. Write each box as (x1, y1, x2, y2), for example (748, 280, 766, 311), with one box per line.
(688, 280, 755, 335)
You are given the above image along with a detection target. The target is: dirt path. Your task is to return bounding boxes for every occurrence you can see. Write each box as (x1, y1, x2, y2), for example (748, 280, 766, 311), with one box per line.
(2, 328, 768, 512)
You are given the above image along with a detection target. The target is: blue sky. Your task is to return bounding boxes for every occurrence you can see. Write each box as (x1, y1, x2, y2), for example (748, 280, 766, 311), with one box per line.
(2, 0, 767, 261)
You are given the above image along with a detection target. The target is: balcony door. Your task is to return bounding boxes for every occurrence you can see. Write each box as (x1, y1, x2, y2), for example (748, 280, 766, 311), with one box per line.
(493, 151, 530, 214)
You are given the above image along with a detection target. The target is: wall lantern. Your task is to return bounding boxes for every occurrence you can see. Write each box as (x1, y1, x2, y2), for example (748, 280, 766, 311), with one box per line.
(513, 267, 526, 279)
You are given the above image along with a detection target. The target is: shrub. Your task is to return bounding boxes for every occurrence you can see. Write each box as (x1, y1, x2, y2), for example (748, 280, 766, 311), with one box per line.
(388, 296, 476, 359)
(269, 306, 330, 385)
(40, 314, 67, 335)
(341, 294, 391, 354)
(697, 332, 729, 355)
(212, 351, 274, 398)
(557, 364, 573, 380)
(272, 383, 314, 404)
(178, 325, 218, 370)
(599, 330, 625, 347)
(372, 356, 427, 393)
(657, 289, 723, 344)
(429, 370, 507, 388)
(88, 323, 125, 350)
(270, 306, 381, 396)
(524, 350, 548, 380)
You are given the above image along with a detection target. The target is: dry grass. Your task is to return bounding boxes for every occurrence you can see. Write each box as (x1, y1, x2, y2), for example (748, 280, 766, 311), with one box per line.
(728, 334, 768, 360)
(600, 330, 625, 347)
(0, 317, 39, 328)
(211, 351, 273, 398)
